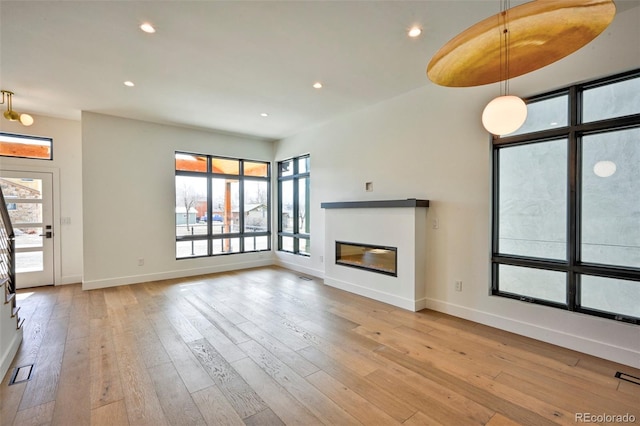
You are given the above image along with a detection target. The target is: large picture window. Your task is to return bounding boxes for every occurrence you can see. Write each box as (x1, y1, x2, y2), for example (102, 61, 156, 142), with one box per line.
(175, 153, 270, 258)
(278, 155, 310, 256)
(492, 69, 640, 323)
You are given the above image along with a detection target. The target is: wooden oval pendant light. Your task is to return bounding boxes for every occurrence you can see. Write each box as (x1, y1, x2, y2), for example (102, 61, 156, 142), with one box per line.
(427, 0, 616, 87)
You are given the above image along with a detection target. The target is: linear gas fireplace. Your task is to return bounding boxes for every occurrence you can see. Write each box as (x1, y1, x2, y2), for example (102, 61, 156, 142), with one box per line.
(335, 241, 397, 277)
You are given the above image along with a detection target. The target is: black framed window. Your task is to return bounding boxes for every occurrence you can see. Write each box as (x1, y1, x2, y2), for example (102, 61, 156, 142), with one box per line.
(492, 69, 640, 323)
(175, 152, 270, 258)
(278, 155, 310, 255)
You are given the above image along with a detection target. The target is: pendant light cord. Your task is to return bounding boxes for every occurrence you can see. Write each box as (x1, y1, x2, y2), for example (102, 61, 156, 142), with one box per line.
(500, 0, 511, 97)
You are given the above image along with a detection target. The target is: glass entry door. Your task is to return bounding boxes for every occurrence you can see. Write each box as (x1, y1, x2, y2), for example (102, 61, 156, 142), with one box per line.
(0, 171, 54, 288)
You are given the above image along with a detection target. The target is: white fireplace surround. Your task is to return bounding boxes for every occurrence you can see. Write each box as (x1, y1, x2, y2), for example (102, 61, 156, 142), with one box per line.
(322, 199, 429, 311)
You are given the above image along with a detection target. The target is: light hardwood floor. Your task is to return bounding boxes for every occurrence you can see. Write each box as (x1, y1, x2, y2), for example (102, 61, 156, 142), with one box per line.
(1, 266, 638, 425)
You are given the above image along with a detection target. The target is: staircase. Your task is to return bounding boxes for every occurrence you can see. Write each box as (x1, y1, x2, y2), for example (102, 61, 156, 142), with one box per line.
(1, 187, 23, 380)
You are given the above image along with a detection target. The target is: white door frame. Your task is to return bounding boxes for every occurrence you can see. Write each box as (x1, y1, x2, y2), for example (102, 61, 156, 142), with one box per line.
(1, 165, 61, 287)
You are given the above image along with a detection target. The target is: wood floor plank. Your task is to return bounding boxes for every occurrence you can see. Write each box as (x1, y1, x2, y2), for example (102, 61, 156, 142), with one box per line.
(191, 286, 250, 325)
(485, 413, 522, 426)
(0, 380, 26, 426)
(88, 288, 108, 320)
(306, 369, 400, 425)
(67, 286, 90, 341)
(12, 291, 57, 367)
(232, 356, 323, 425)
(11, 400, 55, 426)
(402, 410, 445, 426)
(373, 345, 557, 426)
(51, 336, 91, 426)
(276, 319, 380, 376)
(297, 345, 416, 423)
(148, 312, 215, 393)
(238, 339, 361, 425)
(242, 408, 285, 426)
(147, 362, 207, 426)
(426, 325, 621, 391)
(618, 379, 640, 396)
(228, 300, 311, 352)
(237, 320, 319, 378)
(90, 399, 130, 426)
(354, 324, 503, 379)
(179, 296, 248, 363)
(89, 319, 124, 409)
(123, 305, 172, 369)
(468, 373, 578, 425)
(365, 368, 491, 425)
(112, 329, 169, 426)
(191, 385, 245, 426)
(494, 370, 640, 419)
(187, 338, 268, 419)
(157, 297, 205, 343)
(18, 315, 69, 411)
(184, 294, 251, 345)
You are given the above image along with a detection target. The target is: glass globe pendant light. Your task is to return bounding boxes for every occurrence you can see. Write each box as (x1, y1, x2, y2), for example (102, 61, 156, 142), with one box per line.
(482, 94, 527, 136)
(481, 3, 526, 136)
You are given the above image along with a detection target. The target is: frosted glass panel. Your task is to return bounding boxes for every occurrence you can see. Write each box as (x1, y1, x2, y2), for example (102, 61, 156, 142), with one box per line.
(581, 276, 640, 318)
(583, 77, 640, 122)
(581, 128, 640, 268)
(499, 265, 566, 304)
(508, 95, 568, 136)
(498, 140, 567, 259)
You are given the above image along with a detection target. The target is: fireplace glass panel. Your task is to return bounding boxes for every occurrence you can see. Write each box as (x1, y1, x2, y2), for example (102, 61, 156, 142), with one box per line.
(335, 241, 397, 276)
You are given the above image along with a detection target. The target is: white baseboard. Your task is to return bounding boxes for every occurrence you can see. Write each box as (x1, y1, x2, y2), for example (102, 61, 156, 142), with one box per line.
(425, 298, 640, 369)
(324, 276, 423, 312)
(58, 275, 83, 286)
(1, 328, 22, 382)
(274, 258, 324, 280)
(82, 259, 274, 290)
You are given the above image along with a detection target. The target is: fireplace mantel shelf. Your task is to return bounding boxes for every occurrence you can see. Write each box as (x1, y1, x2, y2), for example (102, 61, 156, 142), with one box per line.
(321, 198, 429, 209)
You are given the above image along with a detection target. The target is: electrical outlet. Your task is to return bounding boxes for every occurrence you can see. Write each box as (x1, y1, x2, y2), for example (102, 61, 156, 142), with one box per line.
(432, 218, 439, 229)
(319, 255, 324, 263)
(138, 258, 144, 266)
(455, 280, 463, 292)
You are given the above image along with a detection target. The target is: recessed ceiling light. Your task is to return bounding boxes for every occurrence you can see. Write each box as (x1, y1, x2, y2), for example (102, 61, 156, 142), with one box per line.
(260, 113, 269, 117)
(408, 26, 422, 38)
(140, 23, 156, 33)
(313, 82, 323, 89)
(124, 81, 135, 87)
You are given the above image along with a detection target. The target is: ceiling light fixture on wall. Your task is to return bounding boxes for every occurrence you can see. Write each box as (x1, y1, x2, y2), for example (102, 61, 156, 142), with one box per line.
(426, 0, 616, 135)
(1, 90, 34, 127)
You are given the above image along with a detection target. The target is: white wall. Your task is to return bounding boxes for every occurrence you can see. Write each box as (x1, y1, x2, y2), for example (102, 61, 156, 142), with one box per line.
(81, 112, 274, 289)
(0, 114, 83, 284)
(274, 7, 640, 367)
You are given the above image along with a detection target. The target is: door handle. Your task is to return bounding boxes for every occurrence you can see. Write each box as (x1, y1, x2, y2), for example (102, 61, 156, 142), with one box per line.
(39, 231, 53, 238)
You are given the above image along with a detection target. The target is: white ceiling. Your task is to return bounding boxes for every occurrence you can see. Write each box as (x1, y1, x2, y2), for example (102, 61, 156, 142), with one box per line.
(1, 0, 638, 140)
